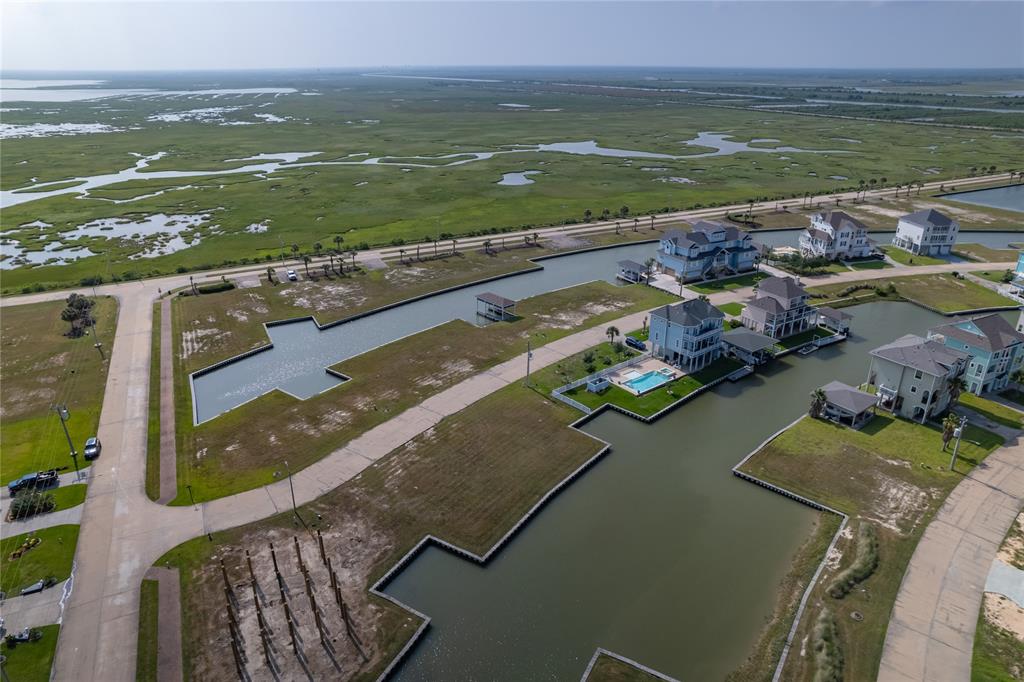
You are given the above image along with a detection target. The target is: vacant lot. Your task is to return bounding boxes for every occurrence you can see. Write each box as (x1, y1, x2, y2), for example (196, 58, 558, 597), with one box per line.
(954, 243, 1020, 263)
(739, 415, 1002, 681)
(158, 383, 606, 680)
(807, 273, 1017, 313)
(0, 296, 117, 483)
(173, 281, 675, 502)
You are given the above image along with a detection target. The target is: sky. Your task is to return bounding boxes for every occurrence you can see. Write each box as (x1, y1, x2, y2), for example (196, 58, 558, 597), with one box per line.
(2, 1, 1022, 72)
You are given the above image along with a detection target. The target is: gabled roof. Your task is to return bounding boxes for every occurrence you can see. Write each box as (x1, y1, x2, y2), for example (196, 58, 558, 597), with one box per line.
(617, 259, 645, 271)
(650, 298, 724, 327)
(821, 380, 878, 414)
(757, 275, 807, 300)
(693, 220, 748, 242)
(870, 334, 968, 377)
(901, 208, 955, 229)
(663, 222, 749, 250)
(816, 306, 852, 321)
(722, 328, 776, 353)
(804, 227, 834, 243)
(814, 210, 868, 233)
(931, 314, 1024, 353)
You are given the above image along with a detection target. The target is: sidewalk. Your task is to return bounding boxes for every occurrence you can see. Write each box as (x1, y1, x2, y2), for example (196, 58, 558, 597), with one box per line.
(0, 506, 83, 540)
(878, 436, 1024, 682)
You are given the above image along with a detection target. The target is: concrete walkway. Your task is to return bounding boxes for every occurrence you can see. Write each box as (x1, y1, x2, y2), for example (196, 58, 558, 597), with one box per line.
(157, 298, 177, 504)
(0, 505, 83, 540)
(877, 437, 1024, 682)
(0, 576, 73, 632)
(0, 471, 89, 504)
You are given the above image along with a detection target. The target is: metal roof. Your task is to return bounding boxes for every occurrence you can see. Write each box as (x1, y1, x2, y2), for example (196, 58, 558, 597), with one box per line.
(931, 313, 1024, 353)
(476, 292, 516, 308)
(722, 329, 777, 353)
(821, 380, 878, 414)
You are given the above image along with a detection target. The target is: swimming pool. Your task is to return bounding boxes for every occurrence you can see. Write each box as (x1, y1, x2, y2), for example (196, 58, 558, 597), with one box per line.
(623, 369, 673, 394)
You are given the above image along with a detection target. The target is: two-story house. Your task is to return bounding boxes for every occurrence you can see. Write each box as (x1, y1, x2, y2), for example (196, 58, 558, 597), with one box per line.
(798, 210, 873, 261)
(648, 298, 725, 371)
(891, 209, 960, 256)
(928, 314, 1024, 394)
(740, 276, 816, 339)
(656, 221, 759, 283)
(866, 334, 969, 423)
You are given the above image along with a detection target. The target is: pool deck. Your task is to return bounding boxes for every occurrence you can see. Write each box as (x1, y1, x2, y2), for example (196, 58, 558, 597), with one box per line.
(608, 357, 682, 395)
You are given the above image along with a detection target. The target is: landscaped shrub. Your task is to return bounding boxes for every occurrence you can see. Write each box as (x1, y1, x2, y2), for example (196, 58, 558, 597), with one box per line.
(9, 493, 55, 520)
(828, 521, 879, 599)
(812, 607, 844, 682)
(195, 281, 235, 295)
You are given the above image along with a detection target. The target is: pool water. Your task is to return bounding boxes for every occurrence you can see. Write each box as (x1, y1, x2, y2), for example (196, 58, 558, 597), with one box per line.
(624, 370, 671, 394)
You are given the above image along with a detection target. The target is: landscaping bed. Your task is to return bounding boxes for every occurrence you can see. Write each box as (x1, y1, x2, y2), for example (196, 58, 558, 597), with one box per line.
(737, 415, 1003, 681)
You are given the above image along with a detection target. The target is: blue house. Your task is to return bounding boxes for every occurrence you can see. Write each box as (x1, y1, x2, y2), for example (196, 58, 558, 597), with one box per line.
(656, 221, 759, 283)
(649, 299, 724, 371)
(1009, 252, 1024, 297)
(929, 314, 1024, 395)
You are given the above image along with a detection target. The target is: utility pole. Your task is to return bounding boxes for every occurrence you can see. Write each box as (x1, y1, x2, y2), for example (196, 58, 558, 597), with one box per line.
(949, 415, 968, 471)
(55, 404, 80, 479)
(525, 339, 533, 388)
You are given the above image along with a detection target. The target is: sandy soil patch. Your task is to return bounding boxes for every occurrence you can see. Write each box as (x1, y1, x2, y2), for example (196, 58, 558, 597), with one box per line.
(181, 328, 226, 360)
(277, 282, 369, 312)
(548, 234, 591, 250)
(985, 592, 1024, 642)
(533, 300, 623, 329)
(824, 524, 854, 571)
(998, 512, 1024, 570)
(864, 473, 932, 534)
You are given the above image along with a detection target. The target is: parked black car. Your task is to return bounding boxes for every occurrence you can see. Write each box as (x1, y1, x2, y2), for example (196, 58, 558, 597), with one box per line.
(6, 470, 59, 495)
(625, 336, 647, 351)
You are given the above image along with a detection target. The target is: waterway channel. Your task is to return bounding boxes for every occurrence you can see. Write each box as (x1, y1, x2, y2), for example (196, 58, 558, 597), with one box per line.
(383, 301, 947, 681)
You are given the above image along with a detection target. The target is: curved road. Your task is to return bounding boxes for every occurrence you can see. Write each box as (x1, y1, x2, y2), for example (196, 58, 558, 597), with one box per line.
(0, 174, 1017, 681)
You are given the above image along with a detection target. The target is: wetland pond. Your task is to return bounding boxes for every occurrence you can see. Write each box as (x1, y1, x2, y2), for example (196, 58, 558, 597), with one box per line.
(383, 301, 945, 680)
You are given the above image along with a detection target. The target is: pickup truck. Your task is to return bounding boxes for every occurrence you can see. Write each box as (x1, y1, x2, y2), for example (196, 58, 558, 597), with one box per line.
(7, 469, 59, 495)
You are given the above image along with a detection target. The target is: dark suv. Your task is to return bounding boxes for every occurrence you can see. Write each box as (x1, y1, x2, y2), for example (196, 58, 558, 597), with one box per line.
(83, 436, 102, 460)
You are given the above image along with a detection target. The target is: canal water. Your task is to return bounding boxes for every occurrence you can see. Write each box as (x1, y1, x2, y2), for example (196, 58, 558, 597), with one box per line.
(383, 301, 946, 681)
(942, 184, 1024, 214)
(192, 230, 1024, 423)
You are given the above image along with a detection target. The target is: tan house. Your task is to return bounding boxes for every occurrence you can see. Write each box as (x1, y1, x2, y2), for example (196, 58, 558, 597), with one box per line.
(741, 276, 816, 339)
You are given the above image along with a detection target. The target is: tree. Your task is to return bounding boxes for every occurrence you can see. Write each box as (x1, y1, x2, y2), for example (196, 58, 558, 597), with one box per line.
(809, 388, 827, 419)
(644, 257, 656, 281)
(399, 248, 406, 263)
(266, 266, 275, 284)
(633, 218, 639, 232)
(483, 239, 493, 255)
(290, 243, 299, 259)
(620, 205, 630, 217)
(61, 293, 95, 338)
(1011, 369, 1024, 386)
(313, 242, 323, 257)
(584, 209, 593, 223)
(302, 254, 312, 276)
(451, 239, 457, 255)
(941, 413, 959, 451)
(948, 377, 967, 406)
(333, 235, 344, 253)
(321, 263, 330, 278)
(9, 492, 55, 520)
(615, 221, 621, 235)
(606, 326, 620, 344)
(677, 272, 686, 296)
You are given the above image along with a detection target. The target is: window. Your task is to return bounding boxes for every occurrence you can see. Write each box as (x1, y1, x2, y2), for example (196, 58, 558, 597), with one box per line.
(910, 386, 917, 394)
(914, 369, 923, 380)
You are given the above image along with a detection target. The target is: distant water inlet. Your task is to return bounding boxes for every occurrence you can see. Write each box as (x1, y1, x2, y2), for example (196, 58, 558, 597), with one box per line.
(190, 242, 657, 423)
(942, 184, 1024, 213)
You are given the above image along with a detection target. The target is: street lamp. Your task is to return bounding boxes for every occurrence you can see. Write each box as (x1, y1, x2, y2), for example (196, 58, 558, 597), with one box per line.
(55, 404, 81, 479)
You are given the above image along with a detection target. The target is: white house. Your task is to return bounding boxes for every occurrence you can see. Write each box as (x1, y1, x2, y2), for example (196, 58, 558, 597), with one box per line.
(866, 334, 969, 422)
(891, 209, 959, 256)
(740, 276, 816, 339)
(798, 211, 873, 261)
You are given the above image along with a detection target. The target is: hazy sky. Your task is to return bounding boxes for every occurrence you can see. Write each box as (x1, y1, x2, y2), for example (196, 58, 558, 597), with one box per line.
(3, 1, 1022, 71)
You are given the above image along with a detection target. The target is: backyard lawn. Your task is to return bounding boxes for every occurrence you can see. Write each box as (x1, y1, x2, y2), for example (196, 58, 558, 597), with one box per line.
(774, 326, 836, 351)
(972, 269, 1013, 285)
(846, 259, 892, 270)
(0, 296, 117, 483)
(0, 624, 60, 682)
(807, 273, 1017, 313)
(50, 483, 87, 511)
(880, 246, 946, 266)
(0, 525, 80, 595)
(958, 393, 1024, 429)
(687, 271, 768, 295)
(953, 244, 1020, 263)
(739, 414, 1003, 682)
(173, 280, 676, 502)
(716, 302, 745, 316)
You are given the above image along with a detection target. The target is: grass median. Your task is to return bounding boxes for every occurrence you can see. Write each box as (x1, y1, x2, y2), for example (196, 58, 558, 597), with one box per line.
(738, 414, 1003, 681)
(0, 296, 118, 484)
(172, 280, 676, 502)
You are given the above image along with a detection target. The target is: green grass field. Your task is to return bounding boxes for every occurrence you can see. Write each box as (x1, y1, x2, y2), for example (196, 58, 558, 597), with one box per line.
(716, 302, 745, 316)
(136, 579, 160, 682)
(807, 273, 1017, 313)
(740, 415, 1003, 681)
(0, 525, 80, 595)
(50, 483, 87, 511)
(687, 271, 768, 294)
(3, 72, 1022, 292)
(0, 624, 60, 682)
(879, 246, 947, 266)
(0, 296, 118, 484)
(959, 393, 1024, 429)
(954, 244, 1021, 263)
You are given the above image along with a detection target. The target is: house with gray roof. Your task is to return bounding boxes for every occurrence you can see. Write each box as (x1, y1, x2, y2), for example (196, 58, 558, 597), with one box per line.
(819, 380, 878, 429)
(891, 209, 959, 256)
(740, 276, 816, 339)
(721, 328, 776, 366)
(866, 334, 969, 422)
(929, 313, 1024, 395)
(649, 298, 724, 371)
(656, 220, 759, 283)
(799, 211, 872, 261)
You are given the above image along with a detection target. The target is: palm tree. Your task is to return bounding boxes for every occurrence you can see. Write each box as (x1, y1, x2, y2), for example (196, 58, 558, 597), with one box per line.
(633, 218, 639, 232)
(333, 235, 344, 253)
(483, 239, 493, 255)
(942, 413, 959, 451)
(302, 254, 312, 276)
(450, 239, 457, 255)
(350, 250, 357, 271)
(809, 388, 827, 419)
(433, 239, 439, 258)
(650, 215, 655, 230)
(290, 243, 299, 260)
(948, 377, 967, 406)
(328, 251, 335, 272)
(677, 272, 686, 296)
(321, 263, 330, 278)
(615, 221, 621, 235)
(606, 326, 620, 344)
(584, 209, 593, 222)
(644, 257, 656, 282)
(266, 266, 275, 284)
(399, 248, 406, 263)
(313, 242, 323, 258)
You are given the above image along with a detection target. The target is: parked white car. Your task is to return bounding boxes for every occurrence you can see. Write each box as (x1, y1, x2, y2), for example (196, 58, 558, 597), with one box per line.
(286, 269, 298, 281)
